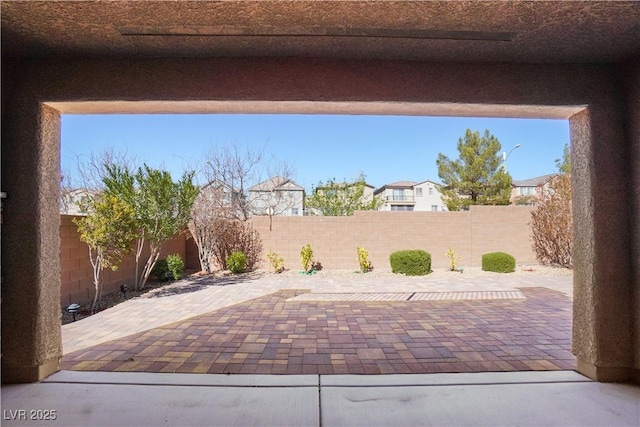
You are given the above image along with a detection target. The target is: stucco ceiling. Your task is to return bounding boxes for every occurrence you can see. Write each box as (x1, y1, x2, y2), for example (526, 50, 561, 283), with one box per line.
(2, 1, 639, 63)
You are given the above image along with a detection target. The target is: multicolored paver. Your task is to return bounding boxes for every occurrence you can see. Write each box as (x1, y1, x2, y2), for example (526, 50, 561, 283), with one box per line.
(61, 286, 574, 375)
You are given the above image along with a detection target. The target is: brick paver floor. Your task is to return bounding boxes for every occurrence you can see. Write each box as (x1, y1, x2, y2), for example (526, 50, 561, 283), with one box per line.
(61, 286, 575, 375)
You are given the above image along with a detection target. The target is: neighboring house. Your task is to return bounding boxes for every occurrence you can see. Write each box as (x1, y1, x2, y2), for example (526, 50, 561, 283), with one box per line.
(248, 176, 305, 216)
(374, 180, 448, 212)
(304, 180, 378, 216)
(511, 174, 557, 205)
(197, 179, 243, 218)
(59, 188, 99, 215)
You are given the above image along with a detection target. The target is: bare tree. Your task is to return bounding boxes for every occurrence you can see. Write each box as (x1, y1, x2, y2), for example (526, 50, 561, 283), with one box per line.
(188, 182, 233, 273)
(188, 143, 295, 272)
(530, 174, 573, 268)
(74, 147, 139, 191)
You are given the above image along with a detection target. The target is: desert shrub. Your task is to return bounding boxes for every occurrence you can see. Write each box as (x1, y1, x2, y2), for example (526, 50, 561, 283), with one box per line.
(211, 219, 263, 270)
(151, 259, 172, 281)
(227, 251, 247, 274)
(300, 244, 314, 272)
(482, 252, 516, 273)
(166, 253, 184, 280)
(446, 248, 461, 271)
(357, 246, 373, 272)
(530, 174, 573, 268)
(311, 261, 323, 271)
(389, 250, 432, 276)
(266, 251, 285, 273)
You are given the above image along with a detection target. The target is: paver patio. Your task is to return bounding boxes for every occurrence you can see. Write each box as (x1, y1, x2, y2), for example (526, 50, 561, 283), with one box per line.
(61, 285, 574, 375)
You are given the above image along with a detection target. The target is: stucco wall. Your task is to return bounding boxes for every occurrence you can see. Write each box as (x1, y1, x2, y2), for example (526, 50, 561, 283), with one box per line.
(60, 215, 187, 307)
(249, 206, 534, 272)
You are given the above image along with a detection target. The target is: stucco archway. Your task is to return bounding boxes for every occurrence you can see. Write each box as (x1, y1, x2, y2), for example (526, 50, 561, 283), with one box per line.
(2, 57, 638, 383)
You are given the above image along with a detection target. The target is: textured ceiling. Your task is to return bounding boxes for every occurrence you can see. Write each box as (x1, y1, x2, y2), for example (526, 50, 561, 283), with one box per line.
(2, 1, 639, 63)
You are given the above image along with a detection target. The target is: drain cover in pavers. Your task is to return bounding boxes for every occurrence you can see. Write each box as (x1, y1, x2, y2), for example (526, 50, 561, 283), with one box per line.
(288, 292, 414, 302)
(410, 290, 526, 301)
(288, 290, 526, 302)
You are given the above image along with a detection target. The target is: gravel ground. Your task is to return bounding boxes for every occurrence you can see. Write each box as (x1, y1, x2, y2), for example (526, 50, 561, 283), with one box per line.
(61, 264, 572, 325)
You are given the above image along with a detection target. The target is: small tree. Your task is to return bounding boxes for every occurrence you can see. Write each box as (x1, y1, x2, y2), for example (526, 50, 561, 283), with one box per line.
(305, 173, 383, 216)
(210, 219, 263, 271)
(135, 166, 199, 289)
(436, 129, 512, 211)
(73, 195, 138, 313)
(530, 143, 573, 268)
(530, 173, 573, 268)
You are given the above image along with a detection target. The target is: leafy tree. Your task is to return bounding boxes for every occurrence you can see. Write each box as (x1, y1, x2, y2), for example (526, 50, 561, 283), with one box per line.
(135, 166, 199, 289)
(305, 173, 383, 216)
(103, 164, 199, 289)
(73, 195, 138, 313)
(555, 143, 571, 174)
(436, 129, 513, 210)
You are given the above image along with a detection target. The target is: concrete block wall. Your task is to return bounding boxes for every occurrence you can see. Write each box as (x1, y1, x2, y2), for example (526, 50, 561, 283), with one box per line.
(60, 215, 187, 306)
(249, 206, 535, 272)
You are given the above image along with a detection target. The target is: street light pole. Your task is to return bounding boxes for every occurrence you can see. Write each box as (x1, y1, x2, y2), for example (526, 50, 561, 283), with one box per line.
(502, 144, 521, 172)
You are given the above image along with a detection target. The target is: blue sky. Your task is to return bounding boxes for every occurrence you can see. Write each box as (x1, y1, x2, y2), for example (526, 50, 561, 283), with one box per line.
(61, 114, 569, 191)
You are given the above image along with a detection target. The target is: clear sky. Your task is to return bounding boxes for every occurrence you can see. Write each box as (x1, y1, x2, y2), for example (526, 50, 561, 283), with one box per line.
(61, 114, 569, 191)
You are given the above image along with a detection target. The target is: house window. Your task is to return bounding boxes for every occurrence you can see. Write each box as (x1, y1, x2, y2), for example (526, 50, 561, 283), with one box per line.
(519, 187, 535, 195)
(291, 207, 299, 215)
(415, 188, 423, 197)
(391, 205, 413, 211)
(392, 189, 405, 201)
(428, 188, 433, 195)
(431, 205, 438, 211)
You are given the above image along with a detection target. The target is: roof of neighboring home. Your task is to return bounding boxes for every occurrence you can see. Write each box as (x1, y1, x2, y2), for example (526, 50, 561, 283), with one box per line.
(248, 176, 304, 192)
(373, 180, 417, 195)
(512, 174, 557, 187)
(414, 179, 441, 187)
(202, 179, 239, 193)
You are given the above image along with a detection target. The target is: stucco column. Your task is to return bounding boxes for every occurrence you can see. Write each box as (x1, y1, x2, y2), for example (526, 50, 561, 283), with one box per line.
(1, 99, 62, 383)
(621, 60, 640, 383)
(570, 98, 635, 381)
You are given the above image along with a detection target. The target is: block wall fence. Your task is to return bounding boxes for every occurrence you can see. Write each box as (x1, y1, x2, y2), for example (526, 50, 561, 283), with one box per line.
(62, 206, 536, 306)
(60, 215, 187, 307)
(248, 205, 536, 272)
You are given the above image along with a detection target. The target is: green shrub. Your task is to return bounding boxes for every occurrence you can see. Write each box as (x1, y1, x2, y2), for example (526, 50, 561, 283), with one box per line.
(300, 244, 314, 272)
(266, 251, 285, 273)
(389, 250, 432, 276)
(166, 253, 184, 280)
(151, 259, 171, 281)
(227, 251, 247, 274)
(482, 252, 516, 273)
(357, 246, 373, 272)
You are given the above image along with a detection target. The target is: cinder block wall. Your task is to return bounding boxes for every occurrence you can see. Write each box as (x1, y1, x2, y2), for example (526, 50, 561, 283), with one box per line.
(60, 215, 187, 306)
(249, 206, 535, 272)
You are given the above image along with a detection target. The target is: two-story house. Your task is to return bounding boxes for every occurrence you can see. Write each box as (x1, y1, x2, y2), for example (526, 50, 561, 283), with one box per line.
(248, 176, 305, 216)
(374, 180, 448, 211)
(511, 174, 557, 206)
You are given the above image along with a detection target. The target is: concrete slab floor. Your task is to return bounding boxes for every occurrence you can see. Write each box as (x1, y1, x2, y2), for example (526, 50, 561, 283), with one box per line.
(1, 371, 638, 427)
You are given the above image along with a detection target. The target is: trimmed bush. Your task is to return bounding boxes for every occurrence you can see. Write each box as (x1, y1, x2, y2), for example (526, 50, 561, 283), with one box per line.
(151, 259, 172, 281)
(390, 250, 432, 276)
(227, 251, 247, 274)
(166, 253, 184, 280)
(482, 252, 516, 273)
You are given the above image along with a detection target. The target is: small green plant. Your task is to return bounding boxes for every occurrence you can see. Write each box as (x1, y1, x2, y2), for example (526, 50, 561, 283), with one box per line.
(482, 252, 516, 273)
(300, 244, 314, 273)
(389, 250, 432, 276)
(227, 251, 247, 274)
(266, 250, 285, 273)
(151, 259, 172, 281)
(357, 246, 373, 272)
(166, 253, 184, 280)
(446, 248, 461, 271)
